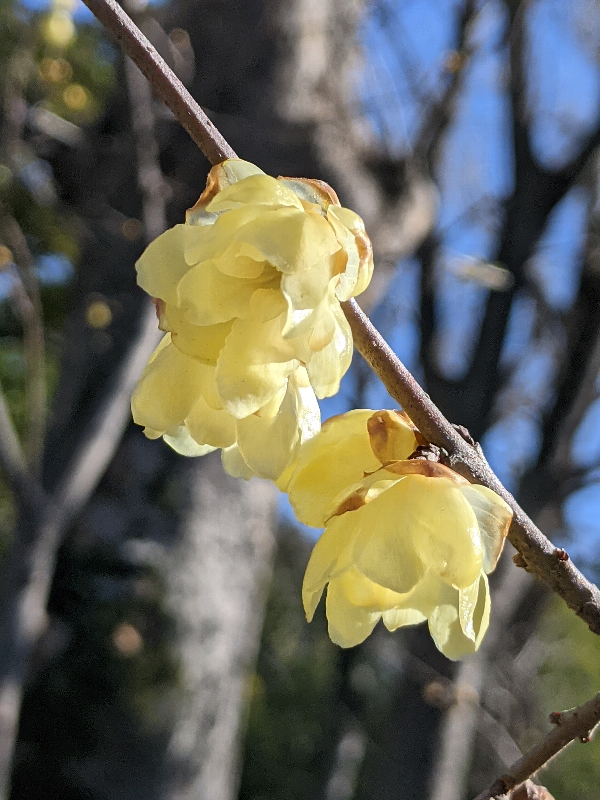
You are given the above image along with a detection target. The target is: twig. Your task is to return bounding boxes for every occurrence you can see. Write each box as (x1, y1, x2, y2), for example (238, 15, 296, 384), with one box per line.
(473, 693, 600, 800)
(80, 0, 600, 636)
(81, 0, 237, 165)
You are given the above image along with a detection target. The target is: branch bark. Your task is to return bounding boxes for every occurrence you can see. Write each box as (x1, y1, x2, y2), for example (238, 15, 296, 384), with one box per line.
(473, 693, 600, 800)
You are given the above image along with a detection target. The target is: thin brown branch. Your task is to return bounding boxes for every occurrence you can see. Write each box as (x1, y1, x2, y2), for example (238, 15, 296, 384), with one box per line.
(81, 0, 600, 637)
(473, 694, 600, 800)
(81, 0, 237, 165)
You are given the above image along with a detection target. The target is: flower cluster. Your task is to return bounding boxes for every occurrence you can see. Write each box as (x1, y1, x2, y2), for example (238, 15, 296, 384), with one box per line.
(131, 159, 373, 481)
(131, 158, 512, 659)
(286, 409, 513, 659)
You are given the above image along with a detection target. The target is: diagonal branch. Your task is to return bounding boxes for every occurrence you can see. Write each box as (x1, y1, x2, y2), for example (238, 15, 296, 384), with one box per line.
(80, 0, 600, 637)
(473, 693, 600, 800)
(82, 0, 237, 164)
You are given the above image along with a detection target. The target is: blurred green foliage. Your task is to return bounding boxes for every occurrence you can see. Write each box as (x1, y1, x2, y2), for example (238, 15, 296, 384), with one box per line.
(535, 595, 600, 798)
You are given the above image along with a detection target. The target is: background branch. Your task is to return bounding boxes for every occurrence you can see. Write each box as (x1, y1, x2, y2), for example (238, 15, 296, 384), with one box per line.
(473, 693, 600, 800)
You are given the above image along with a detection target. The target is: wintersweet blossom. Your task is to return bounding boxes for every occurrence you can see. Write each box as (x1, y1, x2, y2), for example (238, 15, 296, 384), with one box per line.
(287, 409, 513, 658)
(131, 159, 373, 480)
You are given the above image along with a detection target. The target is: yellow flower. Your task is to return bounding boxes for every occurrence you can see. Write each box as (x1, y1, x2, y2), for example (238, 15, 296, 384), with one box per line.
(132, 159, 373, 480)
(287, 410, 513, 659)
(131, 334, 320, 481)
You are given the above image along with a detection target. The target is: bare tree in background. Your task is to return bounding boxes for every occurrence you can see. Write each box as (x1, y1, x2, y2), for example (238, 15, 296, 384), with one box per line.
(1, 1, 600, 799)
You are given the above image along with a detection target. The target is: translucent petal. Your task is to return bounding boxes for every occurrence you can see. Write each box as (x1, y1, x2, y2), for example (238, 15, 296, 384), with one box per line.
(221, 444, 255, 480)
(177, 258, 278, 326)
(238, 207, 341, 274)
(351, 489, 426, 594)
(185, 394, 236, 449)
(336, 567, 407, 610)
(280, 286, 335, 342)
(292, 368, 321, 443)
(164, 426, 217, 456)
(307, 301, 337, 352)
(472, 573, 491, 649)
(306, 302, 353, 397)
(236, 382, 300, 480)
(381, 606, 428, 630)
(366, 410, 419, 465)
(327, 206, 373, 300)
(274, 369, 321, 490)
(165, 304, 232, 365)
(184, 206, 266, 264)
(325, 577, 381, 648)
(248, 288, 288, 321)
(428, 574, 490, 660)
(460, 485, 512, 573)
(136, 225, 192, 306)
(217, 159, 266, 185)
(378, 475, 483, 589)
(131, 336, 203, 435)
(216, 313, 299, 417)
(280, 177, 340, 209)
(381, 572, 441, 631)
(205, 173, 303, 213)
(287, 409, 382, 527)
(213, 242, 267, 278)
(302, 514, 360, 621)
(280, 260, 331, 315)
(185, 160, 266, 226)
(428, 598, 467, 660)
(458, 575, 480, 641)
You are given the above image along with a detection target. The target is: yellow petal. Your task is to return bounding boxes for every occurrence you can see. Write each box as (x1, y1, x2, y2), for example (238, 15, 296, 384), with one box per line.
(280, 261, 331, 319)
(273, 368, 321, 490)
(381, 572, 441, 630)
(235, 380, 301, 480)
(335, 567, 407, 610)
(351, 488, 426, 594)
(377, 475, 484, 589)
(176, 258, 278, 326)
(165, 304, 232, 365)
(306, 302, 353, 397)
(459, 485, 512, 573)
(287, 409, 382, 527)
(131, 335, 203, 435)
(184, 206, 266, 263)
(215, 313, 299, 417)
(458, 575, 480, 641)
(213, 242, 267, 278)
(221, 444, 255, 480)
(325, 577, 381, 648)
(136, 225, 193, 306)
(302, 514, 360, 621)
(238, 206, 341, 274)
(185, 394, 236, 449)
(205, 173, 303, 213)
(327, 206, 374, 300)
(367, 410, 419, 465)
(428, 573, 490, 659)
(163, 426, 217, 457)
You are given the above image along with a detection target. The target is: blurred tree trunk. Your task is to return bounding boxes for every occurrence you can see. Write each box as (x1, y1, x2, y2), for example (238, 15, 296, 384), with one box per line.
(163, 456, 276, 800)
